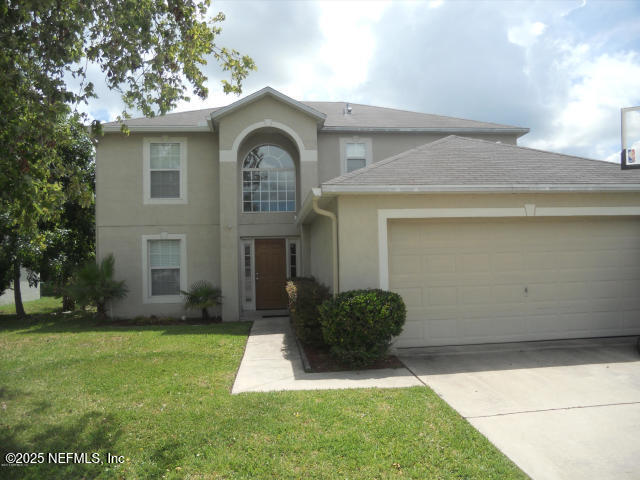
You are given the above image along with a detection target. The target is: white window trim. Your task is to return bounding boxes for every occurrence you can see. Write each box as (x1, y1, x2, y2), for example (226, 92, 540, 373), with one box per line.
(142, 233, 187, 304)
(339, 136, 372, 174)
(143, 137, 188, 204)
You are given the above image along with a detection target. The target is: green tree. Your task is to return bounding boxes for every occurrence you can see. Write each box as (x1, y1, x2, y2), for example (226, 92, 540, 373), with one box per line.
(36, 115, 96, 311)
(0, 1, 255, 317)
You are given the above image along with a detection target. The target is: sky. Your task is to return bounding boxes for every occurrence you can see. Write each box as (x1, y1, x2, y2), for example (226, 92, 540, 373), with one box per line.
(81, 0, 640, 163)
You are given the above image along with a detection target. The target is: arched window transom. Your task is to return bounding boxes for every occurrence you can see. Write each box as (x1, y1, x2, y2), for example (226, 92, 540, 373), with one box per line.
(242, 144, 295, 212)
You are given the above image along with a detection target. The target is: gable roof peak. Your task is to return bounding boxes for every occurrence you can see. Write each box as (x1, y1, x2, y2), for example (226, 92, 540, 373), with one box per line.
(209, 86, 326, 126)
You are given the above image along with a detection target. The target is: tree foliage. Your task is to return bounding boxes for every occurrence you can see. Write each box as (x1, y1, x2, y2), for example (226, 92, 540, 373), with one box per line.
(0, 1, 254, 316)
(36, 115, 96, 310)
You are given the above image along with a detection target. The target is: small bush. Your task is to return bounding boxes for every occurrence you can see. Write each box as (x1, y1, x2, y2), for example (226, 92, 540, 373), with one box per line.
(65, 254, 128, 319)
(319, 289, 406, 368)
(181, 280, 222, 322)
(286, 277, 331, 346)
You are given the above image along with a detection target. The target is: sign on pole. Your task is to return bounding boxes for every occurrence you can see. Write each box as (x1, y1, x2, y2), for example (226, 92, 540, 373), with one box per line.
(621, 106, 640, 169)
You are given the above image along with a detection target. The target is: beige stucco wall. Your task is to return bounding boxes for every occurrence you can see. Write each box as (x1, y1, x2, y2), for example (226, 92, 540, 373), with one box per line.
(98, 224, 220, 318)
(96, 133, 219, 227)
(317, 131, 519, 184)
(215, 95, 320, 319)
(308, 213, 335, 290)
(336, 192, 640, 292)
(96, 132, 220, 318)
(218, 96, 318, 151)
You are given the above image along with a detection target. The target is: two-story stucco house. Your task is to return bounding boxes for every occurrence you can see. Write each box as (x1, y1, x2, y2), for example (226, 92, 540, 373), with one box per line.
(97, 86, 640, 348)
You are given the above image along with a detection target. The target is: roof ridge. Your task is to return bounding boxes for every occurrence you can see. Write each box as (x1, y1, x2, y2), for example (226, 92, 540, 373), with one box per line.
(302, 102, 525, 130)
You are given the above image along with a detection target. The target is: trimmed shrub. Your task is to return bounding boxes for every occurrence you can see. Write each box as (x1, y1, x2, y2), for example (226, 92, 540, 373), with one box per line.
(319, 289, 406, 368)
(286, 277, 331, 346)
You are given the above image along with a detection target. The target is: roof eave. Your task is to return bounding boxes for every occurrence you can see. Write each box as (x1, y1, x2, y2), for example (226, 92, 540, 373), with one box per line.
(295, 188, 323, 226)
(210, 87, 326, 128)
(101, 124, 211, 133)
(321, 184, 640, 195)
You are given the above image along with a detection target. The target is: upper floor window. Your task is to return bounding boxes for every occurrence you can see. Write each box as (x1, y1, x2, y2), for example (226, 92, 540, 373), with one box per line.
(143, 137, 187, 204)
(346, 143, 367, 172)
(340, 137, 372, 174)
(242, 144, 295, 212)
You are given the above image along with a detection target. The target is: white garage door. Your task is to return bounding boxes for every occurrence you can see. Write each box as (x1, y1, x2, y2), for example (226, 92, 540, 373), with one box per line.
(389, 217, 640, 348)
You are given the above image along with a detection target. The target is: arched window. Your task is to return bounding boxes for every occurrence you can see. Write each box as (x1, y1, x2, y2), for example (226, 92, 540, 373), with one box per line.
(242, 144, 295, 212)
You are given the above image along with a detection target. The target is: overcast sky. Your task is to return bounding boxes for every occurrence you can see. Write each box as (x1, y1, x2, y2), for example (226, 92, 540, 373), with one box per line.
(83, 0, 640, 163)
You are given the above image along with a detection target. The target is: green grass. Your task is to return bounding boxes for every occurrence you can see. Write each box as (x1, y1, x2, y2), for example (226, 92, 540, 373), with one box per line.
(0, 296, 63, 315)
(0, 298, 526, 479)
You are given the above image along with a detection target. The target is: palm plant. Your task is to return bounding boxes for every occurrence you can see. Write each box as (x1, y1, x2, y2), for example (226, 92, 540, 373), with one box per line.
(65, 254, 128, 319)
(181, 280, 222, 322)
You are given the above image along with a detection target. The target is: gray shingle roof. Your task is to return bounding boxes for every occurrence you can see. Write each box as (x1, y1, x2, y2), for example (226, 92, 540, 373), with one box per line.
(102, 101, 527, 133)
(304, 101, 526, 131)
(323, 136, 640, 191)
(104, 107, 220, 128)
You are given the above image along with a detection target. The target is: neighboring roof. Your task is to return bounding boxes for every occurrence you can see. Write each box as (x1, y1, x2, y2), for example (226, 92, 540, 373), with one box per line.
(322, 135, 640, 193)
(101, 87, 528, 135)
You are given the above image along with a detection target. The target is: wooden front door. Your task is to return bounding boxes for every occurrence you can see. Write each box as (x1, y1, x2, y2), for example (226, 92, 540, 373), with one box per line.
(254, 238, 288, 309)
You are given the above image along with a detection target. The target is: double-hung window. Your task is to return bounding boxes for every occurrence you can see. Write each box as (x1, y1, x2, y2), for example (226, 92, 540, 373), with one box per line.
(340, 137, 372, 174)
(346, 143, 367, 173)
(143, 138, 187, 204)
(142, 234, 186, 303)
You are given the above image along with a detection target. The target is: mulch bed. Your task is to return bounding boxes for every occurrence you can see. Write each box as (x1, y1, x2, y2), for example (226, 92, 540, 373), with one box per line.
(301, 343, 405, 372)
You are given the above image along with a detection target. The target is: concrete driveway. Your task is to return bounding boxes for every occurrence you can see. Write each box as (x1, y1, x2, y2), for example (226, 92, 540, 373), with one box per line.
(398, 337, 640, 480)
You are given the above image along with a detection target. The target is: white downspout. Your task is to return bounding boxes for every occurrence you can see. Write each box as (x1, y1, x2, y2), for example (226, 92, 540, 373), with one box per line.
(312, 195, 339, 296)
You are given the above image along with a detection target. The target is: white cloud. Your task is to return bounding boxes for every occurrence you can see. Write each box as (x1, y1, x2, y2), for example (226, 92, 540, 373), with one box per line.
(71, 0, 640, 166)
(508, 21, 547, 47)
(524, 49, 640, 160)
(314, 1, 390, 96)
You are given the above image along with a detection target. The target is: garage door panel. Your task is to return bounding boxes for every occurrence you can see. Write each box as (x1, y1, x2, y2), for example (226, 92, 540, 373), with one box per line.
(389, 255, 421, 274)
(456, 254, 491, 272)
(426, 287, 457, 306)
(393, 287, 422, 307)
(620, 310, 640, 329)
(492, 252, 525, 271)
(524, 252, 560, 270)
(424, 254, 456, 273)
(390, 217, 640, 347)
(491, 284, 525, 303)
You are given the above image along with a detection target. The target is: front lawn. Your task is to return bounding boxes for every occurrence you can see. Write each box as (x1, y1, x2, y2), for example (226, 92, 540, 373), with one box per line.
(0, 299, 525, 479)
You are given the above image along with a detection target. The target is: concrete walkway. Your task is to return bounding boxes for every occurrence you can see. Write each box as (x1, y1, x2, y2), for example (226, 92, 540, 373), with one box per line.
(231, 317, 422, 393)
